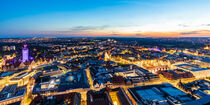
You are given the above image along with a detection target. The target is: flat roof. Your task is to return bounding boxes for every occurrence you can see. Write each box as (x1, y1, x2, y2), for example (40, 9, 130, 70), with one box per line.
(161, 87, 186, 97)
(161, 87, 193, 102)
(200, 58, 210, 63)
(183, 95, 210, 105)
(175, 64, 209, 71)
(129, 83, 194, 104)
(137, 89, 166, 101)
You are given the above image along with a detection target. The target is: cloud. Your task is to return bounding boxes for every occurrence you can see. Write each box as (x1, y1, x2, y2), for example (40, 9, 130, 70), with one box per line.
(178, 24, 189, 27)
(69, 25, 110, 31)
(38, 25, 112, 36)
(180, 31, 199, 35)
(108, 31, 121, 36)
(135, 33, 142, 36)
(110, 34, 120, 36)
(179, 30, 210, 36)
(201, 24, 210, 26)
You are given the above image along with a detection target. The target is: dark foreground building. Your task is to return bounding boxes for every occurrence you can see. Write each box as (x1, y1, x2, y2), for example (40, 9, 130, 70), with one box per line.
(30, 92, 81, 105)
(87, 87, 133, 105)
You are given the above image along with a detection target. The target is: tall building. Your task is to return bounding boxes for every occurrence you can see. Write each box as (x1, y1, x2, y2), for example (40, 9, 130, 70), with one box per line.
(22, 44, 29, 62)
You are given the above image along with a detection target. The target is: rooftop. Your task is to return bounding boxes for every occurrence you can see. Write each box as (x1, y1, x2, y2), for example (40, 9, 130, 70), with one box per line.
(175, 64, 209, 71)
(128, 83, 194, 105)
(200, 58, 210, 63)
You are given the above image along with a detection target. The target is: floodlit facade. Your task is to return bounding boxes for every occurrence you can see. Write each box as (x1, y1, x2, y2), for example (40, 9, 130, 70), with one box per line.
(22, 44, 29, 62)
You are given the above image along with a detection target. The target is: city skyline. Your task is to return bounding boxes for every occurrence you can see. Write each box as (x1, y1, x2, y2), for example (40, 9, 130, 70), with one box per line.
(1, 0, 210, 37)
(0, 38, 209, 105)
(0, 1, 209, 104)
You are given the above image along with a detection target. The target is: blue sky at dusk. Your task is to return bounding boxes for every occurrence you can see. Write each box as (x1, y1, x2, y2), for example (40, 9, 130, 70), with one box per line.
(1, 0, 210, 37)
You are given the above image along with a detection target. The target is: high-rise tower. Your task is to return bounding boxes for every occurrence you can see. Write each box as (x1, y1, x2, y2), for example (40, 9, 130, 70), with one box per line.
(22, 44, 29, 62)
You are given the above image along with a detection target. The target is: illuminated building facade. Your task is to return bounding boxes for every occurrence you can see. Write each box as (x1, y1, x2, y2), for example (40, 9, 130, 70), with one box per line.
(22, 44, 29, 62)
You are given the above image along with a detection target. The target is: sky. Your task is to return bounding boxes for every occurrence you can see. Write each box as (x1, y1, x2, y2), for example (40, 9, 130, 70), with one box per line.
(0, 0, 210, 38)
